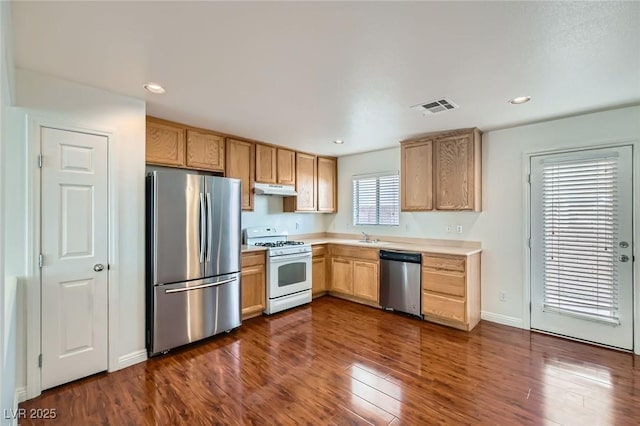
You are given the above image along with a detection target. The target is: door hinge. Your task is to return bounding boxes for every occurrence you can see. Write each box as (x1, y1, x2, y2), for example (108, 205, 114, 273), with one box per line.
(38, 254, 44, 268)
(527, 174, 531, 184)
(37, 154, 43, 168)
(528, 238, 531, 249)
(529, 302, 532, 313)
(38, 354, 42, 368)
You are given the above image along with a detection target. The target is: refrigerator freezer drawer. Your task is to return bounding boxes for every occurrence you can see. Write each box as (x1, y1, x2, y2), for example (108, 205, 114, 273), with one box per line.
(150, 272, 241, 355)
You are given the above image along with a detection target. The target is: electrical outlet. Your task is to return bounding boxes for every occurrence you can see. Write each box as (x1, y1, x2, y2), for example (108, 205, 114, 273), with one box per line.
(445, 225, 452, 233)
(456, 225, 463, 233)
(295, 222, 300, 230)
(499, 291, 507, 302)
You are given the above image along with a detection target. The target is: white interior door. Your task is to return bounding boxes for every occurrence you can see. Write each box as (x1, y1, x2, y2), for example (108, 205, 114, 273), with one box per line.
(41, 127, 109, 389)
(530, 145, 634, 350)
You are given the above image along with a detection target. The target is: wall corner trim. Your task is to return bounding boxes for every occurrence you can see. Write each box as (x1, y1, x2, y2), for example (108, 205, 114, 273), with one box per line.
(481, 311, 524, 329)
(15, 386, 28, 404)
(116, 349, 147, 370)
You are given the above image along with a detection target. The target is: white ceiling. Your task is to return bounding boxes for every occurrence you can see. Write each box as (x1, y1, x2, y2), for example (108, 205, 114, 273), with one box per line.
(11, 1, 640, 156)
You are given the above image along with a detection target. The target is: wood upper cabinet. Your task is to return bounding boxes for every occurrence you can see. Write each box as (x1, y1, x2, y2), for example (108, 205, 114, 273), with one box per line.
(146, 117, 186, 167)
(276, 148, 296, 185)
(226, 138, 255, 211)
(284, 152, 317, 212)
(283, 153, 337, 213)
(317, 156, 337, 213)
(401, 139, 432, 211)
(186, 129, 225, 172)
(434, 129, 481, 211)
(241, 251, 266, 320)
(421, 252, 481, 331)
(255, 144, 277, 183)
(400, 128, 481, 212)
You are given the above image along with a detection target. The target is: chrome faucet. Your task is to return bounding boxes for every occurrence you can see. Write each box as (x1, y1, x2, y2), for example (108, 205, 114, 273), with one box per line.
(361, 232, 370, 242)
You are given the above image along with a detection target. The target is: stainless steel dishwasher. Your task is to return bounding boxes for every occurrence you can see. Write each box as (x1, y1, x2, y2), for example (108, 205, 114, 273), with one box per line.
(379, 250, 422, 317)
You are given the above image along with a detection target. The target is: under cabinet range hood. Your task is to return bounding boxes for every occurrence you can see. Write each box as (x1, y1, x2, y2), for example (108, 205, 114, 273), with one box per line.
(254, 183, 297, 196)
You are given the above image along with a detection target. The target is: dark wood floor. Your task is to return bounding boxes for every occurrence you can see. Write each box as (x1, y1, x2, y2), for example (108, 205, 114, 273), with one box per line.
(19, 297, 640, 425)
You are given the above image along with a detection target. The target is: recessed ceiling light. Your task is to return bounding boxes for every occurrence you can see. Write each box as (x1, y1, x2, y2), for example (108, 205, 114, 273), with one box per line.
(333, 140, 344, 145)
(509, 96, 531, 105)
(143, 82, 166, 94)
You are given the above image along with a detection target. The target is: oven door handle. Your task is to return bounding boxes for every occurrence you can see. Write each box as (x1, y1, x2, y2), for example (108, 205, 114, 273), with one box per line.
(269, 252, 312, 262)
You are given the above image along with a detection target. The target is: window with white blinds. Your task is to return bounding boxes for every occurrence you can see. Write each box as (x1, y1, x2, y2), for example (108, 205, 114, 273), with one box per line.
(352, 172, 399, 226)
(541, 154, 620, 323)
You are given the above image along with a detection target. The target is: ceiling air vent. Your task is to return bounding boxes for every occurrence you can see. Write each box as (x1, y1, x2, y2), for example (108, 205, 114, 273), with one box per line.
(412, 98, 459, 115)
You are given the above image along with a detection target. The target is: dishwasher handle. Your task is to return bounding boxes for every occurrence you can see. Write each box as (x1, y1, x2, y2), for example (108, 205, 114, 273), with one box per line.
(379, 250, 421, 264)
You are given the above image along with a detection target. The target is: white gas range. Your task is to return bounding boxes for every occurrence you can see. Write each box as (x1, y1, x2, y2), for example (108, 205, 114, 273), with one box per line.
(243, 226, 312, 314)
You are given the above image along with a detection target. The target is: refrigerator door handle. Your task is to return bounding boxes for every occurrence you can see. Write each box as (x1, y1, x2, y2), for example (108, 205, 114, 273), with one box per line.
(199, 192, 205, 263)
(164, 277, 237, 294)
(206, 192, 212, 262)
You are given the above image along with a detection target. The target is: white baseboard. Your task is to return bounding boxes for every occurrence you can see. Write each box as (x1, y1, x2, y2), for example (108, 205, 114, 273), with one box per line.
(117, 349, 147, 370)
(15, 386, 27, 404)
(481, 311, 524, 329)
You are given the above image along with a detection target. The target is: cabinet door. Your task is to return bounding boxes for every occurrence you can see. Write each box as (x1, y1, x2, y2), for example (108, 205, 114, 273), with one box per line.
(277, 148, 296, 185)
(401, 140, 432, 211)
(186, 130, 225, 171)
(286, 152, 317, 211)
(146, 118, 185, 167)
(330, 257, 353, 294)
(353, 261, 378, 302)
(312, 256, 326, 296)
(434, 134, 475, 210)
(317, 156, 337, 213)
(241, 264, 265, 319)
(255, 144, 277, 183)
(226, 139, 255, 211)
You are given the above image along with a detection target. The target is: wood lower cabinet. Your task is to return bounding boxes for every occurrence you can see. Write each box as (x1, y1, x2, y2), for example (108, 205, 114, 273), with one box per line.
(226, 138, 255, 211)
(329, 245, 379, 304)
(186, 129, 225, 172)
(312, 245, 327, 297)
(146, 117, 186, 167)
(400, 128, 481, 212)
(353, 261, 378, 302)
(330, 257, 353, 295)
(241, 251, 266, 320)
(421, 252, 481, 331)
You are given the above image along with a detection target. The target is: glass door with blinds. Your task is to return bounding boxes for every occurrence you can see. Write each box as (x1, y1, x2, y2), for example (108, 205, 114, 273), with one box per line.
(530, 145, 634, 350)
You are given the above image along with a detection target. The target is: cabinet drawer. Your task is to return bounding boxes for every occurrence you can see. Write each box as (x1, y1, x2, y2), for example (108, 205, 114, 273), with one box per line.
(329, 245, 378, 261)
(422, 254, 465, 272)
(422, 292, 465, 323)
(242, 252, 266, 268)
(422, 270, 465, 297)
(312, 244, 327, 257)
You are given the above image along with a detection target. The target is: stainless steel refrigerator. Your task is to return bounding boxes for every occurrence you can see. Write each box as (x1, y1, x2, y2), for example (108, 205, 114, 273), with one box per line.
(146, 169, 242, 356)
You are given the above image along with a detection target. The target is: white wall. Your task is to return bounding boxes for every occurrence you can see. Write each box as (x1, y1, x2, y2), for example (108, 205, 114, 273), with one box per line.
(242, 195, 330, 236)
(329, 106, 640, 345)
(10, 69, 147, 395)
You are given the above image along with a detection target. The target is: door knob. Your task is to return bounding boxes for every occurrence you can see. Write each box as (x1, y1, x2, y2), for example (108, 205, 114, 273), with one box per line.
(94, 264, 105, 272)
(619, 241, 629, 248)
(619, 255, 629, 263)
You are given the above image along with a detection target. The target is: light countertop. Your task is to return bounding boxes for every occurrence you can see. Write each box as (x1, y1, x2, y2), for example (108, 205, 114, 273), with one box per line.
(242, 238, 481, 256)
